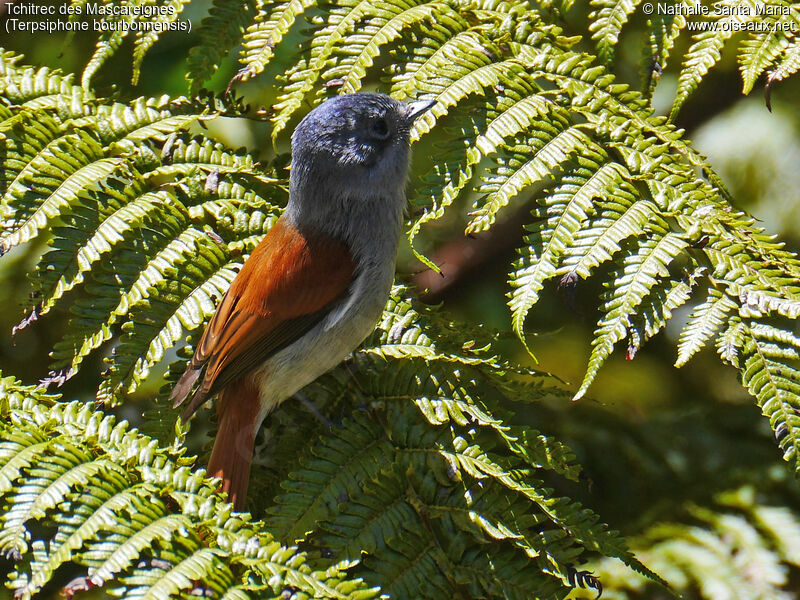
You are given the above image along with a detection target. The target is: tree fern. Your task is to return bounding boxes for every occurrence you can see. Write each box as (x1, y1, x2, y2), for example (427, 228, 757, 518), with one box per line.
(765, 39, 800, 108)
(641, 7, 686, 98)
(0, 287, 661, 598)
(575, 229, 688, 399)
(588, 0, 639, 64)
(0, 375, 375, 600)
(1, 3, 798, 464)
(577, 0, 800, 116)
(254, 292, 663, 595)
(1, 0, 799, 468)
(187, 0, 258, 93)
(589, 485, 800, 599)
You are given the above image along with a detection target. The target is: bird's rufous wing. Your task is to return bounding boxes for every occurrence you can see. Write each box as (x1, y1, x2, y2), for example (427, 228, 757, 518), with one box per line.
(171, 216, 355, 420)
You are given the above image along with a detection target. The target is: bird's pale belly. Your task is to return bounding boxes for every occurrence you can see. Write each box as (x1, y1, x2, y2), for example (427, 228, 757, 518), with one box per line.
(250, 277, 390, 422)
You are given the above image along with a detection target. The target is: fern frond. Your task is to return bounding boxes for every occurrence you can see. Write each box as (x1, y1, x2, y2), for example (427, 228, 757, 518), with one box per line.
(642, 9, 686, 97)
(0, 131, 122, 251)
(270, 0, 379, 137)
(234, 288, 656, 596)
(391, 17, 480, 99)
(0, 49, 24, 77)
(670, 2, 755, 120)
(560, 193, 654, 280)
(0, 113, 66, 204)
(187, 0, 257, 93)
(239, 0, 318, 82)
(0, 375, 376, 600)
(740, 321, 800, 470)
(326, 0, 454, 94)
(508, 159, 628, 338)
(82, 21, 129, 90)
(1, 64, 91, 106)
(271, 0, 469, 139)
(675, 287, 738, 367)
(131, 0, 191, 85)
(98, 238, 238, 403)
(581, 0, 800, 116)
(740, 32, 785, 94)
(388, 10, 471, 97)
(591, 485, 800, 599)
(76, 0, 193, 88)
(575, 229, 688, 399)
(588, 0, 640, 64)
(33, 182, 163, 318)
(468, 115, 592, 233)
(0, 94, 214, 252)
(767, 37, 800, 85)
(627, 268, 699, 359)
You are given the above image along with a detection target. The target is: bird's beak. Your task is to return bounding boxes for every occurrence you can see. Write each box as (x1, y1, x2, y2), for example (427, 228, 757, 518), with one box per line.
(405, 99, 436, 124)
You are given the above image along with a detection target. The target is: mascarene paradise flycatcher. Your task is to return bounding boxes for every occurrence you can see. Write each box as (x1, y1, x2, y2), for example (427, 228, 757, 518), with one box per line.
(171, 93, 435, 510)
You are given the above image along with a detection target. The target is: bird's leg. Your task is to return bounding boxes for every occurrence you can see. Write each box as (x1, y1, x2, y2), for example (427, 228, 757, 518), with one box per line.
(295, 391, 343, 428)
(343, 358, 367, 394)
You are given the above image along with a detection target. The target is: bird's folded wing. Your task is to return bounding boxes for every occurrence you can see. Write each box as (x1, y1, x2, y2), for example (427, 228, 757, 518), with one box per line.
(172, 217, 355, 419)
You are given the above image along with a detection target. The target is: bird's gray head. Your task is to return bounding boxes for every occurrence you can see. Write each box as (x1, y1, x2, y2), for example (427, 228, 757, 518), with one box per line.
(288, 93, 434, 215)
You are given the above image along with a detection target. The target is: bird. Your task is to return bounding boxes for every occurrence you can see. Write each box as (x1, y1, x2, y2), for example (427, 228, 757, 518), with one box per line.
(170, 92, 435, 510)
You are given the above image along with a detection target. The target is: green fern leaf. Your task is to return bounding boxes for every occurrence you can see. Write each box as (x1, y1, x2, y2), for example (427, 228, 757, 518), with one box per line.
(330, 0, 450, 94)
(575, 229, 688, 399)
(390, 18, 474, 100)
(739, 26, 791, 94)
(99, 237, 239, 402)
(0, 111, 65, 209)
(0, 49, 24, 77)
(270, 0, 381, 136)
(0, 443, 112, 560)
(591, 484, 800, 599)
(670, 0, 762, 119)
(50, 227, 210, 378)
(280, 0, 456, 140)
(187, 0, 257, 93)
(469, 120, 592, 233)
(627, 269, 699, 359)
(0, 131, 122, 251)
(589, 0, 641, 64)
(131, 0, 191, 85)
(1, 64, 91, 106)
(767, 37, 800, 84)
(642, 9, 686, 97)
(0, 376, 376, 600)
(411, 91, 547, 248)
(671, 30, 733, 120)
(239, 0, 318, 81)
(82, 24, 128, 90)
(34, 182, 165, 319)
(675, 287, 738, 367)
(740, 322, 800, 470)
(508, 159, 627, 338)
(561, 193, 654, 280)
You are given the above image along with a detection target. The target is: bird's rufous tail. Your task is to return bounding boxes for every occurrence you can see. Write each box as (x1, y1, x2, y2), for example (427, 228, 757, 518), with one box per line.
(206, 377, 261, 511)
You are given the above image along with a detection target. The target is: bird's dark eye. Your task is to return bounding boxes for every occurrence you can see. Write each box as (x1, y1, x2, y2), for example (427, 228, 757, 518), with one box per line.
(371, 118, 390, 140)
